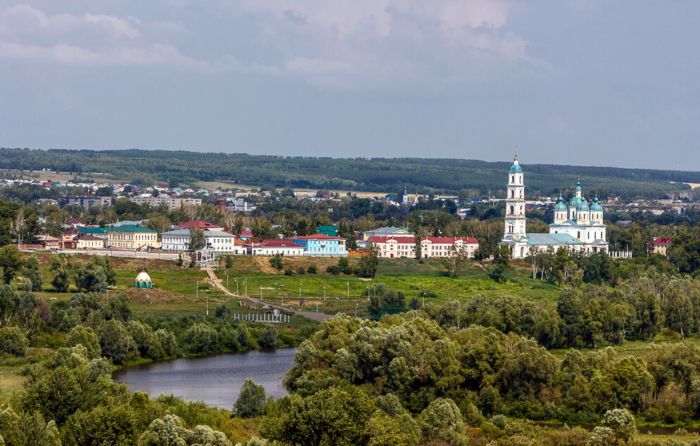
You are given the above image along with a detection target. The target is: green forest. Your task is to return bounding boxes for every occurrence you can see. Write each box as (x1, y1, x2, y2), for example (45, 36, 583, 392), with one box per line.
(0, 148, 695, 198)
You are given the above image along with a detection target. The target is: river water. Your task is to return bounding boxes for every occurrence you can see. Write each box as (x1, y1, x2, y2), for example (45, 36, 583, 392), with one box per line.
(112, 348, 297, 408)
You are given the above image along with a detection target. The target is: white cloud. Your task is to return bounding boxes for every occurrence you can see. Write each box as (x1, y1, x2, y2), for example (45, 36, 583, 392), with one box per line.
(0, 1, 534, 85)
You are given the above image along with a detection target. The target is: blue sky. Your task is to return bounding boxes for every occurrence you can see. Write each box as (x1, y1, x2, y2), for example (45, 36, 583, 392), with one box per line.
(0, 1, 698, 170)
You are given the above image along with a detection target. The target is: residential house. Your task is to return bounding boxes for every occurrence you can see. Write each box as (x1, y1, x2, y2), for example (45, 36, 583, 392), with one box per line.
(62, 196, 112, 209)
(129, 196, 202, 210)
(648, 237, 672, 256)
(161, 229, 236, 253)
(252, 240, 305, 256)
(107, 225, 159, 249)
(36, 234, 61, 249)
(290, 234, 347, 257)
(74, 233, 105, 249)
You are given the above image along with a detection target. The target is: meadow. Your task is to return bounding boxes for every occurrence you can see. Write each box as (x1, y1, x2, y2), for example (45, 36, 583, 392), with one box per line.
(214, 255, 561, 315)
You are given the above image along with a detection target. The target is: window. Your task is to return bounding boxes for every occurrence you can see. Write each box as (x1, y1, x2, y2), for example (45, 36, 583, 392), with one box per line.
(577, 231, 581, 239)
(511, 175, 515, 183)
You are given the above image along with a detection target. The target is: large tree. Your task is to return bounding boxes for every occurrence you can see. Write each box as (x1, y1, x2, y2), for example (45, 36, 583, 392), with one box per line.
(0, 245, 23, 284)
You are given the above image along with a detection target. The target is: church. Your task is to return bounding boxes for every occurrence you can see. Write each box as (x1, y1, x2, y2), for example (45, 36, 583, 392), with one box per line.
(500, 152, 609, 259)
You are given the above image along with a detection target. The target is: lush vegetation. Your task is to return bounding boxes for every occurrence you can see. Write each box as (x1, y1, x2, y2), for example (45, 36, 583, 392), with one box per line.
(0, 147, 695, 198)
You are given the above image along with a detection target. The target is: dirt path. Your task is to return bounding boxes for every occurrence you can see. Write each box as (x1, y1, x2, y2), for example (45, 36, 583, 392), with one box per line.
(202, 266, 333, 323)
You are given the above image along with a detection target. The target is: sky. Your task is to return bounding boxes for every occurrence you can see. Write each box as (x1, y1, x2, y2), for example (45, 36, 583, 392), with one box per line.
(0, 1, 698, 171)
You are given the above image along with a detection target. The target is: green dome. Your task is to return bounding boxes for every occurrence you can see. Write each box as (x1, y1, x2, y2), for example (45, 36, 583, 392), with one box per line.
(576, 197, 590, 211)
(570, 196, 582, 207)
(509, 153, 522, 172)
(555, 195, 568, 211)
(590, 196, 603, 211)
(576, 179, 581, 192)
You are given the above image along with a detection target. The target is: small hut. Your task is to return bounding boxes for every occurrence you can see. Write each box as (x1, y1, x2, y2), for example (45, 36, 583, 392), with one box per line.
(135, 270, 152, 288)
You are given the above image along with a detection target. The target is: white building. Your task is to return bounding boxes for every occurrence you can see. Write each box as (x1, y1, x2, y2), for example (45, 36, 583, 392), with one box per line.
(204, 230, 237, 253)
(162, 229, 237, 253)
(250, 240, 305, 256)
(129, 196, 202, 210)
(500, 152, 609, 259)
(368, 236, 479, 259)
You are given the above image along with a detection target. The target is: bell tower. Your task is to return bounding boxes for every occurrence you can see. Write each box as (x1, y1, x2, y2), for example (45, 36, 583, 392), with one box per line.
(504, 151, 526, 239)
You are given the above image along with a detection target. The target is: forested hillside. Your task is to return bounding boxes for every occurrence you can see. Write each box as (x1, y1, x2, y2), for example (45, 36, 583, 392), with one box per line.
(0, 148, 695, 199)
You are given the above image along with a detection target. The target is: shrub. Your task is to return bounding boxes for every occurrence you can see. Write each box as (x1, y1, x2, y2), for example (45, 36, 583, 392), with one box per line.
(284, 268, 294, 276)
(307, 265, 318, 274)
(258, 325, 278, 349)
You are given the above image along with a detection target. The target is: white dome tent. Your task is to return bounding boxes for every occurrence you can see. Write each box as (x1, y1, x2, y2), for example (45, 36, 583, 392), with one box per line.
(134, 270, 152, 288)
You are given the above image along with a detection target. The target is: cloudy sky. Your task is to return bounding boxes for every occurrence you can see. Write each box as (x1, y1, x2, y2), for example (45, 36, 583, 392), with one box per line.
(0, 1, 698, 170)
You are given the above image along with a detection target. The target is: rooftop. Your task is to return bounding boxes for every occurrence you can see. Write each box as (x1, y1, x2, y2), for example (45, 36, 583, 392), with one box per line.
(526, 233, 582, 245)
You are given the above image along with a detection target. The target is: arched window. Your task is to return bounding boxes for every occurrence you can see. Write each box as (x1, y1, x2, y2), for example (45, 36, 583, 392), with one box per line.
(577, 231, 581, 239)
(511, 190, 514, 198)
(520, 247, 524, 257)
(510, 205, 514, 215)
(520, 190, 523, 198)
(511, 175, 515, 183)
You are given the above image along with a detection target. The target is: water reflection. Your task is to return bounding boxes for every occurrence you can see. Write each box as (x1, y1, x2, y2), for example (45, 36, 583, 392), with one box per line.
(112, 348, 297, 408)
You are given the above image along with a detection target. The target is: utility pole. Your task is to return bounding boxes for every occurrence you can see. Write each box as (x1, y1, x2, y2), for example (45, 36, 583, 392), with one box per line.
(299, 281, 302, 297)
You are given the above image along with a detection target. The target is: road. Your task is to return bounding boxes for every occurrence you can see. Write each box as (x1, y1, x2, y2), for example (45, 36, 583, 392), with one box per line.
(202, 266, 333, 322)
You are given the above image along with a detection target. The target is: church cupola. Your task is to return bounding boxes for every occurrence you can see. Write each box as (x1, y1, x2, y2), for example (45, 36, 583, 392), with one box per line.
(590, 195, 603, 223)
(554, 195, 568, 223)
(576, 196, 590, 224)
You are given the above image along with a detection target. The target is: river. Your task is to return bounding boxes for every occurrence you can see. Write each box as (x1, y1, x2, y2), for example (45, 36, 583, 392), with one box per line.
(112, 348, 297, 408)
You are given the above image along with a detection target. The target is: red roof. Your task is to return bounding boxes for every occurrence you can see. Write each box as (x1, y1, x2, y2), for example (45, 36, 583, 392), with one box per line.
(652, 238, 672, 245)
(240, 231, 253, 236)
(261, 240, 303, 248)
(369, 236, 478, 244)
(291, 234, 345, 240)
(177, 221, 220, 229)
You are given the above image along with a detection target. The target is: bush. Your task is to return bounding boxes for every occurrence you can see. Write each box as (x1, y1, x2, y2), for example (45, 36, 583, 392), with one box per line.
(326, 265, 341, 275)
(269, 254, 284, 270)
(214, 304, 231, 319)
(258, 325, 278, 349)
(296, 267, 306, 275)
(307, 265, 318, 274)
(284, 268, 294, 276)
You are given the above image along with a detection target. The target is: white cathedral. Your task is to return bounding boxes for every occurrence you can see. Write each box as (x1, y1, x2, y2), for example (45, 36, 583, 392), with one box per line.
(500, 152, 609, 259)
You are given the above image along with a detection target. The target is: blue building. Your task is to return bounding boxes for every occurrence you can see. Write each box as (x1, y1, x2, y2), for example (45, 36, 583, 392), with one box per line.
(290, 234, 347, 257)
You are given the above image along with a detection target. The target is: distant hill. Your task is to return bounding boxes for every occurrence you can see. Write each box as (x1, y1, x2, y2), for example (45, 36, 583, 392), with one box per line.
(0, 148, 695, 199)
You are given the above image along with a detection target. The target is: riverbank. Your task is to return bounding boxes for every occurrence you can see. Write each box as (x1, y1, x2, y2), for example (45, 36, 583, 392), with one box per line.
(112, 348, 298, 408)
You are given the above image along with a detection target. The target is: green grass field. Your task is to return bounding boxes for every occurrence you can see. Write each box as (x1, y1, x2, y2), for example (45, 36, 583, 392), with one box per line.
(213, 256, 561, 315)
